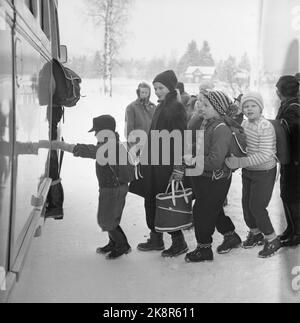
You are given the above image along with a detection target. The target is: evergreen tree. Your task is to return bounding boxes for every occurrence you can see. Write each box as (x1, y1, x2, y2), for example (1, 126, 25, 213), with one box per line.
(238, 52, 251, 72)
(177, 40, 201, 77)
(199, 41, 215, 66)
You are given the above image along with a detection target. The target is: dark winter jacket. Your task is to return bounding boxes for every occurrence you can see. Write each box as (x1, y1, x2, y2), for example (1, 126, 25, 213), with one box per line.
(129, 90, 187, 199)
(276, 97, 300, 202)
(73, 134, 128, 189)
(125, 98, 156, 139)
(189, 117, 233, 180)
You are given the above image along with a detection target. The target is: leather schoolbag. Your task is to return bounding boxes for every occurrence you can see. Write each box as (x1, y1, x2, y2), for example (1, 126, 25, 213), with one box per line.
(215, 119, 247, 158)
(52, 58, 82, 107)
(268, 119, 291, 165)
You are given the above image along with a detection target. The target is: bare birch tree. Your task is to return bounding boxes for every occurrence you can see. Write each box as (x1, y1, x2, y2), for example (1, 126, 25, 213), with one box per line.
(85, 0, 132, 96)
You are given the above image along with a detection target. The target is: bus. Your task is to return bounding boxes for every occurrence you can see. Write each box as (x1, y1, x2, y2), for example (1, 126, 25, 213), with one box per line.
(257, 0, 300, 117)
(0, 0, 66, 302)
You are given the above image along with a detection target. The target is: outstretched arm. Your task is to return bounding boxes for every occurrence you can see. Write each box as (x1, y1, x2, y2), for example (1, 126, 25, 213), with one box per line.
(51, 140, 76, 153)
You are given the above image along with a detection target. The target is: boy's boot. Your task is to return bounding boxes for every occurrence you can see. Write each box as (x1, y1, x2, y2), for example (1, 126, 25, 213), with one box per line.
(242, 231, 265, 249)
(284, 203, 300, 247)
(185, 244, 214, 263)
(258, 237, 282, 258)
(137, 231, 165, 251)
(280, 203, 295, 244)
(161, 231, 188, 258)
(106, 226, 131, 260)
(217, 231, 242, 254)
(96, 233, 115, 254)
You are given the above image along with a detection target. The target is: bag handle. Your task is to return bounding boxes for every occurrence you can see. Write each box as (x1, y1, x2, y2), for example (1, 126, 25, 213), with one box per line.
(280, 118, 291, 135)
(232, 132, 247, 154)
(165, 180, 190, 206)
(121, 142, 143, 180)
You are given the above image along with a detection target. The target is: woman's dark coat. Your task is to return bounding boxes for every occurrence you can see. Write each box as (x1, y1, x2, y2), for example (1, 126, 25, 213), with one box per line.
(276, 97, 300, 203)
(129, 90, 187, 199)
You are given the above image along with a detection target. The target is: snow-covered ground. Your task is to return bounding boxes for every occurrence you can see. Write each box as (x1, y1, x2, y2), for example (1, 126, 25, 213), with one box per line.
(9, 79, 300, 303)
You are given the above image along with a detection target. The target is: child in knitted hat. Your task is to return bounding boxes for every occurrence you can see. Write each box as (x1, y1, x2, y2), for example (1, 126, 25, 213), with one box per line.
(225, 91, 281, 258)
(52, 115, 132, 260)
(185, 90, 242, 263)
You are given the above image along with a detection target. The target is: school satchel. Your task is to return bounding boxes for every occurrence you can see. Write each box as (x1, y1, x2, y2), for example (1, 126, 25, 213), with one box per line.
(215, 122, 247, 157)
(155, 181, 193, 233)
(52, 58, 82, 107)
(268, 119, 291, 165)
(111, 143, 142, 184)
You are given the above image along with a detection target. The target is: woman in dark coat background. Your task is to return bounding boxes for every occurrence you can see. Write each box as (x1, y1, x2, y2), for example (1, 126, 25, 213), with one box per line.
(276, 75, 300, 247)
(132, 70, 189, 258)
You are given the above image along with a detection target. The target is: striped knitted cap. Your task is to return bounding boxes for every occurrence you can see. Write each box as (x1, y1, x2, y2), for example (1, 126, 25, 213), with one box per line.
(241, 91, 264, 112)
(202, 90, 236, 116)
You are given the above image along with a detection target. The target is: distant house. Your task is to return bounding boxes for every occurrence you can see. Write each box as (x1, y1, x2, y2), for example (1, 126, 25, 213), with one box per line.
(235, 69, 250, 83)
(185, 65, 216, 83)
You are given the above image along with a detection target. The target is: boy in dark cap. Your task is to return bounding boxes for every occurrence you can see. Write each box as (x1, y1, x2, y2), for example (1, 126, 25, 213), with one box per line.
(52, 115, 132, 260)
(276, 75, 300, 247)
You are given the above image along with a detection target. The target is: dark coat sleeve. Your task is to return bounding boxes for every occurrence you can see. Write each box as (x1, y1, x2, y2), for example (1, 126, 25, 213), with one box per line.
(73, 144, 98, 159)
(164, 101, 187, 134)
(286, 106, 300, 163)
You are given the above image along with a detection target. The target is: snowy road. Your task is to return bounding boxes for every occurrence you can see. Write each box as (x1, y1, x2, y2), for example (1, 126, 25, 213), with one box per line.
(9, 79, 300, 303)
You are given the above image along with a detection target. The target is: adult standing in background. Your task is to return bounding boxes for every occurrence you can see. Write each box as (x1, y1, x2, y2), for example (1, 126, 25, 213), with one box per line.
(125, 82, 156, 143)
(276, 75, 300, 247)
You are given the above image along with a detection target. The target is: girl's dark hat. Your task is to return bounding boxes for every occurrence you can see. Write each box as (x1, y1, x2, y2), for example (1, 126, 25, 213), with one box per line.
(153, 70, 178, 92)
(88, 115, 116, 133)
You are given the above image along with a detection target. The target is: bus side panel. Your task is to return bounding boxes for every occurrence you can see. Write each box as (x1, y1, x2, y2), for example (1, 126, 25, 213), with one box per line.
(10, 3, 52, 266)
(0, 0, 14, 275)
(260, 0, 300, 117)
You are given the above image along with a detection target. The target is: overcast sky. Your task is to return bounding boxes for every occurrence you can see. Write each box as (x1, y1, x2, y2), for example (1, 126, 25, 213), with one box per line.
(58, 0, 260, 62)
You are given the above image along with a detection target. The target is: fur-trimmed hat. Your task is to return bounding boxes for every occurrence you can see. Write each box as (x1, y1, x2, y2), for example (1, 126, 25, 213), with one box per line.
(241, 91, 264, 112)
(153, 70, 178, 92)
(276, 75, 299, 98)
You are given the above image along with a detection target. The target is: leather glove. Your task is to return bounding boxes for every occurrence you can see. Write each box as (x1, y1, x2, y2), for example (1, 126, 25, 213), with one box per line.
(184, 154, 196, 166)
(169, 166, 185, 184)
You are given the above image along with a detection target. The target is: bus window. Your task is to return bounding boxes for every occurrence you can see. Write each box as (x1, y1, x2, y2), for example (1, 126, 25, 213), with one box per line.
(25, 0, 37, 17)
(40, 0, 51, 39)
(49, 0, 60, 58)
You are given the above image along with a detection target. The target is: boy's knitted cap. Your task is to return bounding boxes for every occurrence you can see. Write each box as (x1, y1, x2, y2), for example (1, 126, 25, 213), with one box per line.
(202, 90, 237, 116)
(241, 91, 264, 112)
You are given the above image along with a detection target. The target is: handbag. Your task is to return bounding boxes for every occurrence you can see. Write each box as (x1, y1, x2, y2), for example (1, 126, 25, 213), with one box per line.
(155, 181, 193, 232)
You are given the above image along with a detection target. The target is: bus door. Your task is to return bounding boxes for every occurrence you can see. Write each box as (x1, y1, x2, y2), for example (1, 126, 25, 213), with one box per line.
(9, 0, 52, 272)
(0, 0, 14, 287)
(259, 0, 300, 117)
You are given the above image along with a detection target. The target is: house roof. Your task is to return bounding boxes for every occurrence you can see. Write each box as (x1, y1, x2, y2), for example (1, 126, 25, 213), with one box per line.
(185, 65, 216, 75)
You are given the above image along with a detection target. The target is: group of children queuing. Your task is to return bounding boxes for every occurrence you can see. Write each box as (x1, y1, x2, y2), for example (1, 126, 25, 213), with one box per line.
(52, 70, 300, 262)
